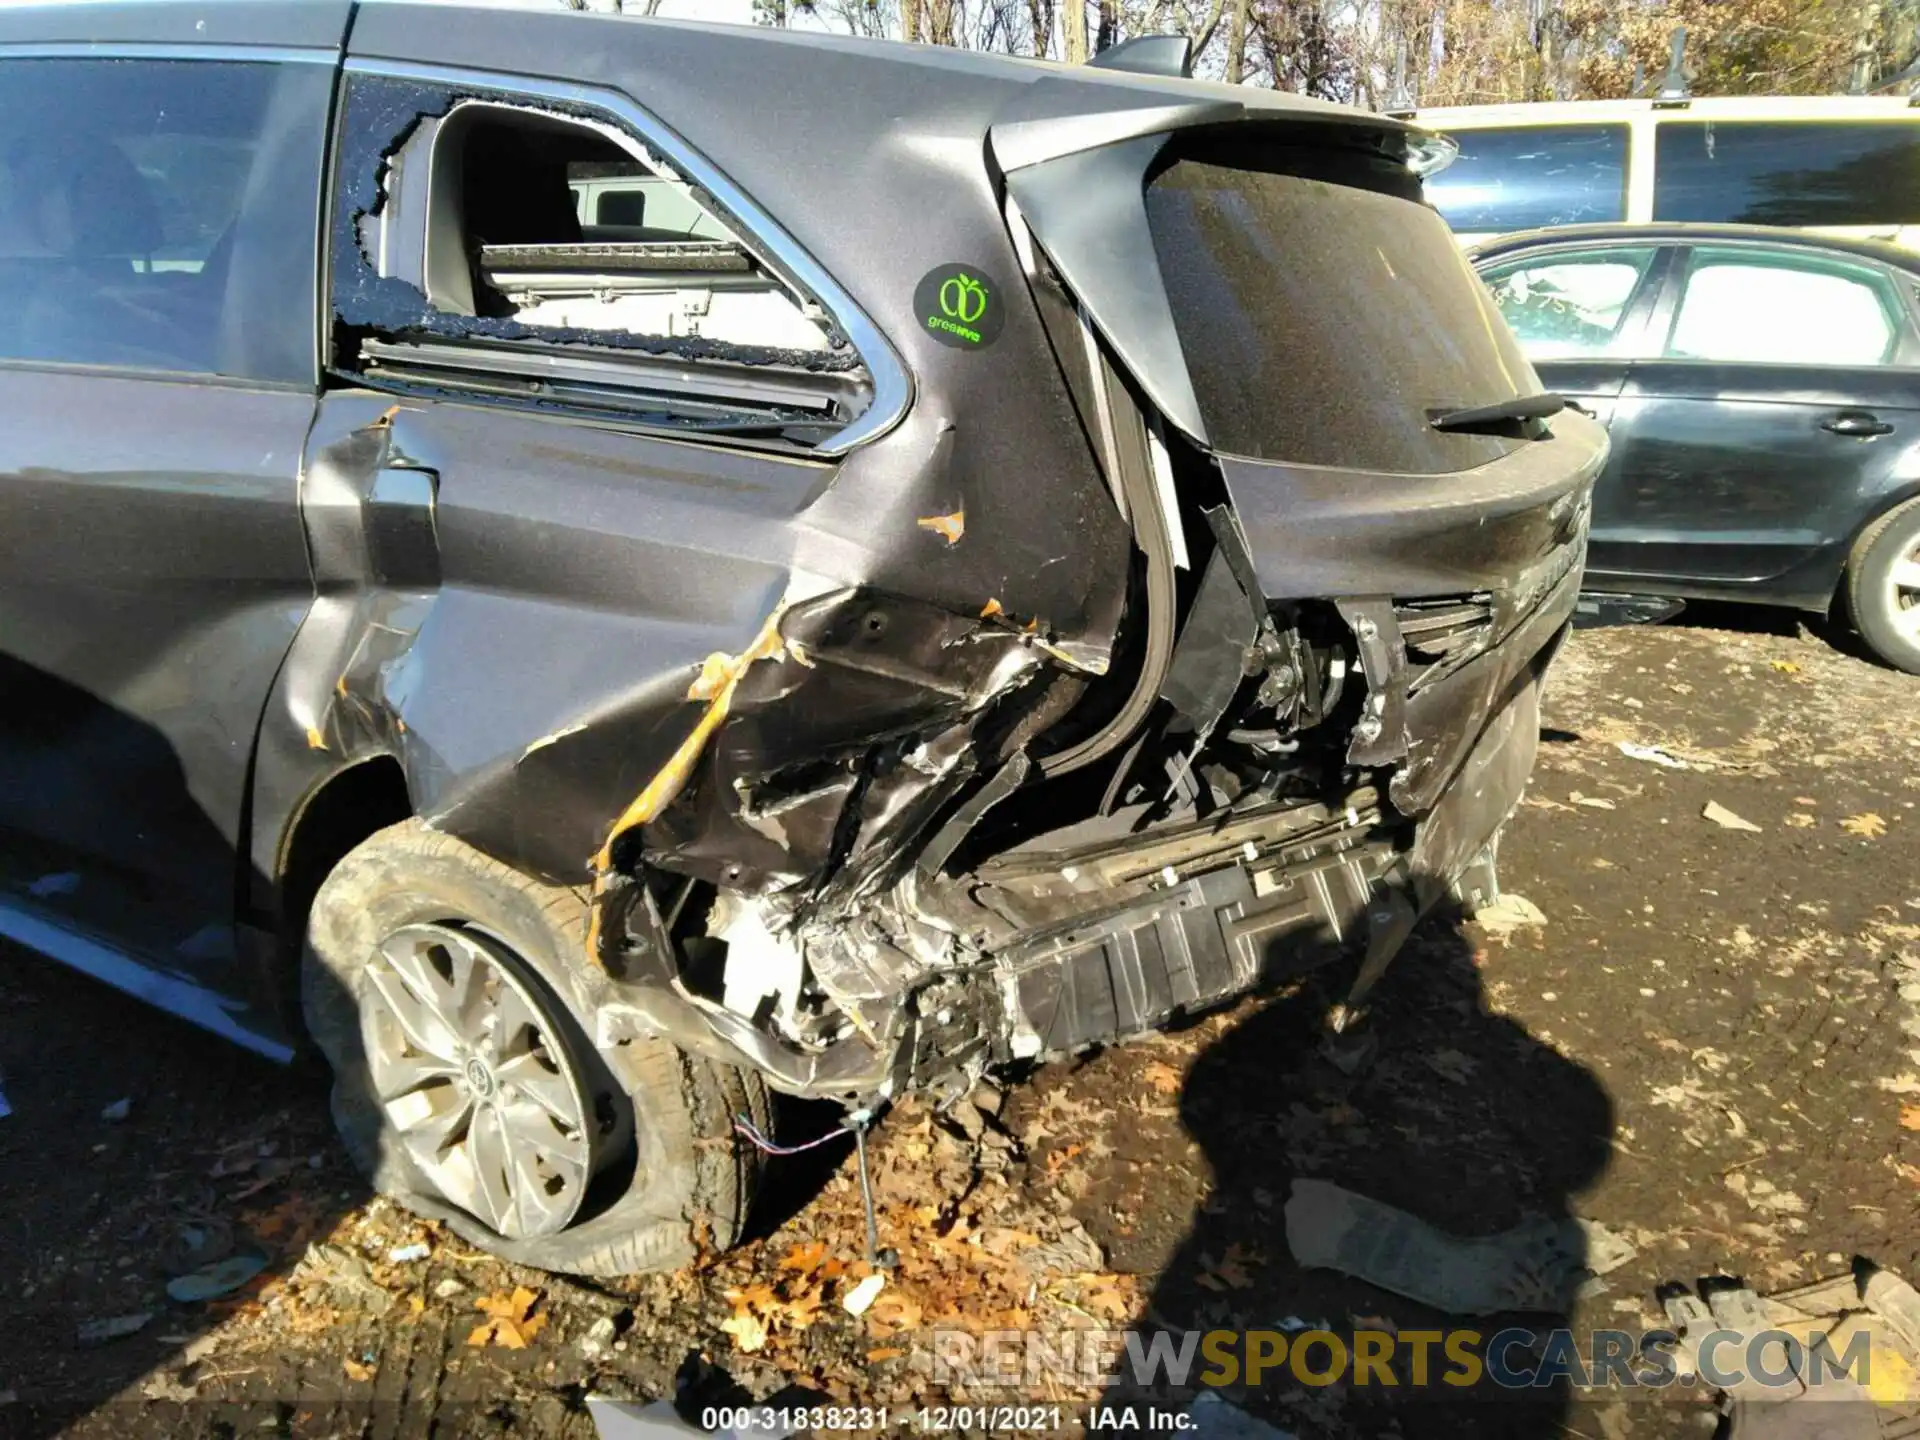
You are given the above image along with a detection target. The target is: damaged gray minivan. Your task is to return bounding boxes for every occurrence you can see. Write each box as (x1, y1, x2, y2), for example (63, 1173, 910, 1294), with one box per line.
(0, 1, 1602, 1273)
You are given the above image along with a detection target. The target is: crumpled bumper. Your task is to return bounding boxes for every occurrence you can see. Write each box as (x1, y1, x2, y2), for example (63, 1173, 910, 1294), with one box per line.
(996, 525, 1584, 1063)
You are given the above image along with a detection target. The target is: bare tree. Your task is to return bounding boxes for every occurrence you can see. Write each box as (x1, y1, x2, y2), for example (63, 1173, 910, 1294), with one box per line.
(1029, 0, 1057, 55)
(1063, 0, 1089, 60)
(815, 0, 898, 33)
(1225, 0, 1251, 80)
(771, 0, 1899, 104)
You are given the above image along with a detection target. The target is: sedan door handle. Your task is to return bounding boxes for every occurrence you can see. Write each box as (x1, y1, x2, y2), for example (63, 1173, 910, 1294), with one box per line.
(1565, 400, 1596, 418)
(1822, 411, 1895, 438)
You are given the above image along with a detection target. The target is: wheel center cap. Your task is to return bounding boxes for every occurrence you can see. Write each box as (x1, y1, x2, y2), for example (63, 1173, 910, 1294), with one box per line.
(464, 1057, 497, 1098)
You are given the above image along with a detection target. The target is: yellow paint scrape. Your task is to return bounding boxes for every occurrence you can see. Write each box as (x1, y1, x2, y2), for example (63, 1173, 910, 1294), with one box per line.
(917, 508, 965, 546)
(590, 605, 791, 874)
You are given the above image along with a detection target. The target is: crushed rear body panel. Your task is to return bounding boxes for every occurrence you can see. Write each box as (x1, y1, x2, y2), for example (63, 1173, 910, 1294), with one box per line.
(258, 13, 1602, 1103)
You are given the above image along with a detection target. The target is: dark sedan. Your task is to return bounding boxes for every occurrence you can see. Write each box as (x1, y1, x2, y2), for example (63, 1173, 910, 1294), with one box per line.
(1471, 223, 1920, 672)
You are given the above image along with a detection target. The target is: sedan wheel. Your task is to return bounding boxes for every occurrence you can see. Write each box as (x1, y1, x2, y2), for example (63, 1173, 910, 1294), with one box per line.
(1848, 498, 1920, 675)
(1887, 546, 1920, 646)
(360, 923, 596, 1240)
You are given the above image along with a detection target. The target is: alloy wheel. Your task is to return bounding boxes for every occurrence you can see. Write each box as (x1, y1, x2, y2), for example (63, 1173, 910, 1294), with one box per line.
(358, 923, 597, 1239)
(1890, 543, 1920, 644)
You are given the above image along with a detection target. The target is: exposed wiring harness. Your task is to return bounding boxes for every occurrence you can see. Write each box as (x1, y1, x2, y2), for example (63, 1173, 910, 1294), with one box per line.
(732, 1109, 896, 1267)
(731, 1114, 852, 1156)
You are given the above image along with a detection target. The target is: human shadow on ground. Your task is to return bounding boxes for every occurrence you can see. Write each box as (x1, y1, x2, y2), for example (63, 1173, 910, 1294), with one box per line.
(1093, 898, 1618, 1438)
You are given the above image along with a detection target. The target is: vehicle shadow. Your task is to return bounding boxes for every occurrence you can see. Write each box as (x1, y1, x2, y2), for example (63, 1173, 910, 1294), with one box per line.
(1093, 895, 1616, 1438)
(1665, 596, 1886, 668)
(0, 655, 374, 1439)
(0, 952, 356, 1439)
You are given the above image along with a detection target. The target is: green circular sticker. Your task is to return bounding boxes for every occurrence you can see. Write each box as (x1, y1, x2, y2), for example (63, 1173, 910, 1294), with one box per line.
(915, 263, 1005, 350)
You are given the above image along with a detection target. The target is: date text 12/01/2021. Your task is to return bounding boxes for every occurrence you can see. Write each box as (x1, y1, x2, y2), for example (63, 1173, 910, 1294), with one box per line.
(692, 1406, 1198, 1432)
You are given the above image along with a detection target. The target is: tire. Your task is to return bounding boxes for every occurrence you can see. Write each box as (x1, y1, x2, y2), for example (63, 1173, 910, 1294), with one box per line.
(302, 819, 768, 1275)
(1846, 498, 1920, 676)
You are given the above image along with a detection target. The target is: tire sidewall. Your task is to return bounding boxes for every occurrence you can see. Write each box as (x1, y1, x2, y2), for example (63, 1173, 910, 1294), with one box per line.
(1853, 502, 1920, 675)
(301, 822, 737, 1273)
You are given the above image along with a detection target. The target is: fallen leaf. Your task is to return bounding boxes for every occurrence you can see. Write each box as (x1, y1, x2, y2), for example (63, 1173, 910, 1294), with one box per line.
(1785, 813, 1816, 829)
(467, 1287, 547, 1349)
(1043, 1143, 1083, 1177)
(1196, 1243, 1259, 1292)
(779, 1287, 825, 1330)
(1769, 659, 1801, 674)
(1142, 1061, 1183, 1096)
(867, 1288, 923, 1334)
(867, 1347, 906, 1362)
(1901, 1105, 1920, 1132)
(1568, 791, 1617, 810)
(342, 1356, 374, 1382)
(227, 1157, 298, 1201)
(1424, 1048, 1479, 1083)
(719, 1304, 769, 1354)
(1473, 892, 1548, 940)
(1079, 1274, 1137, 1322)
(1842, 813, 1888, 839)
(1703, 801, 1761, 833)
(778, 1240, 829, 1274)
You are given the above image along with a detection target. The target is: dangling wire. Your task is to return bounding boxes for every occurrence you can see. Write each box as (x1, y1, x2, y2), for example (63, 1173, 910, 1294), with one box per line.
(731, 1114, 853, 1156)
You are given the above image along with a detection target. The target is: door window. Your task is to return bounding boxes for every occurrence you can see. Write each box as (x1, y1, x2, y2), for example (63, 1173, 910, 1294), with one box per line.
(1665, 250, 1900, 366)
(1653, 121, 1920, 228)
(330, 74, 877, 452)
(0, 58, 329, 383)
(1424, 125, 1630, 234)
(1480, 248, 1657, 358)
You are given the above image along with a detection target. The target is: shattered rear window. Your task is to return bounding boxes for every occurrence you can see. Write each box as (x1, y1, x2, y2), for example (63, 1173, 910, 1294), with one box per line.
(1145, 134, 1540, 475)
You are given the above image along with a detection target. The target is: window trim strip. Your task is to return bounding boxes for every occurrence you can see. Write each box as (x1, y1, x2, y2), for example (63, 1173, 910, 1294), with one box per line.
(0, 42, 336, 63)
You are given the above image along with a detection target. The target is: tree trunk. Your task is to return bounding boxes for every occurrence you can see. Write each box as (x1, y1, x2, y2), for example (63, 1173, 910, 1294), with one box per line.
(1191, 0, 1229, 57)
(1095, 0, 1117, 53)
(1063, 0, 1088, 62)
(1853, 0, 1885, 90)
(926, 0, 956, 45)
(1029, 0, 1055, 57)
(904, 0, 920, 42)
(1226, 0, 1252, 81)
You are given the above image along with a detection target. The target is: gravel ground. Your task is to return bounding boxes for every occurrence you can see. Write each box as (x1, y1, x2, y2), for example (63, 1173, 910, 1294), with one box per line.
(1, 612, 1915, 1440)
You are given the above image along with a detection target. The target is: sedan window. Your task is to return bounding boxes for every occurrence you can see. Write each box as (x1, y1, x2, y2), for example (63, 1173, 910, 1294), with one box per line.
(1480, 248, 1657, 358)
(1665, 250, 1900, 366)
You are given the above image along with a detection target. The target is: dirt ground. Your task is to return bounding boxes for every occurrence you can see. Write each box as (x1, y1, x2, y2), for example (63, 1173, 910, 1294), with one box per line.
(2, 610, 1916, 1440)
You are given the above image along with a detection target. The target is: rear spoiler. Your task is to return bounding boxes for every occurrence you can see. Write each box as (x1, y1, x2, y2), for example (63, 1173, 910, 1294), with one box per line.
(1087, 34, 1194, 79)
